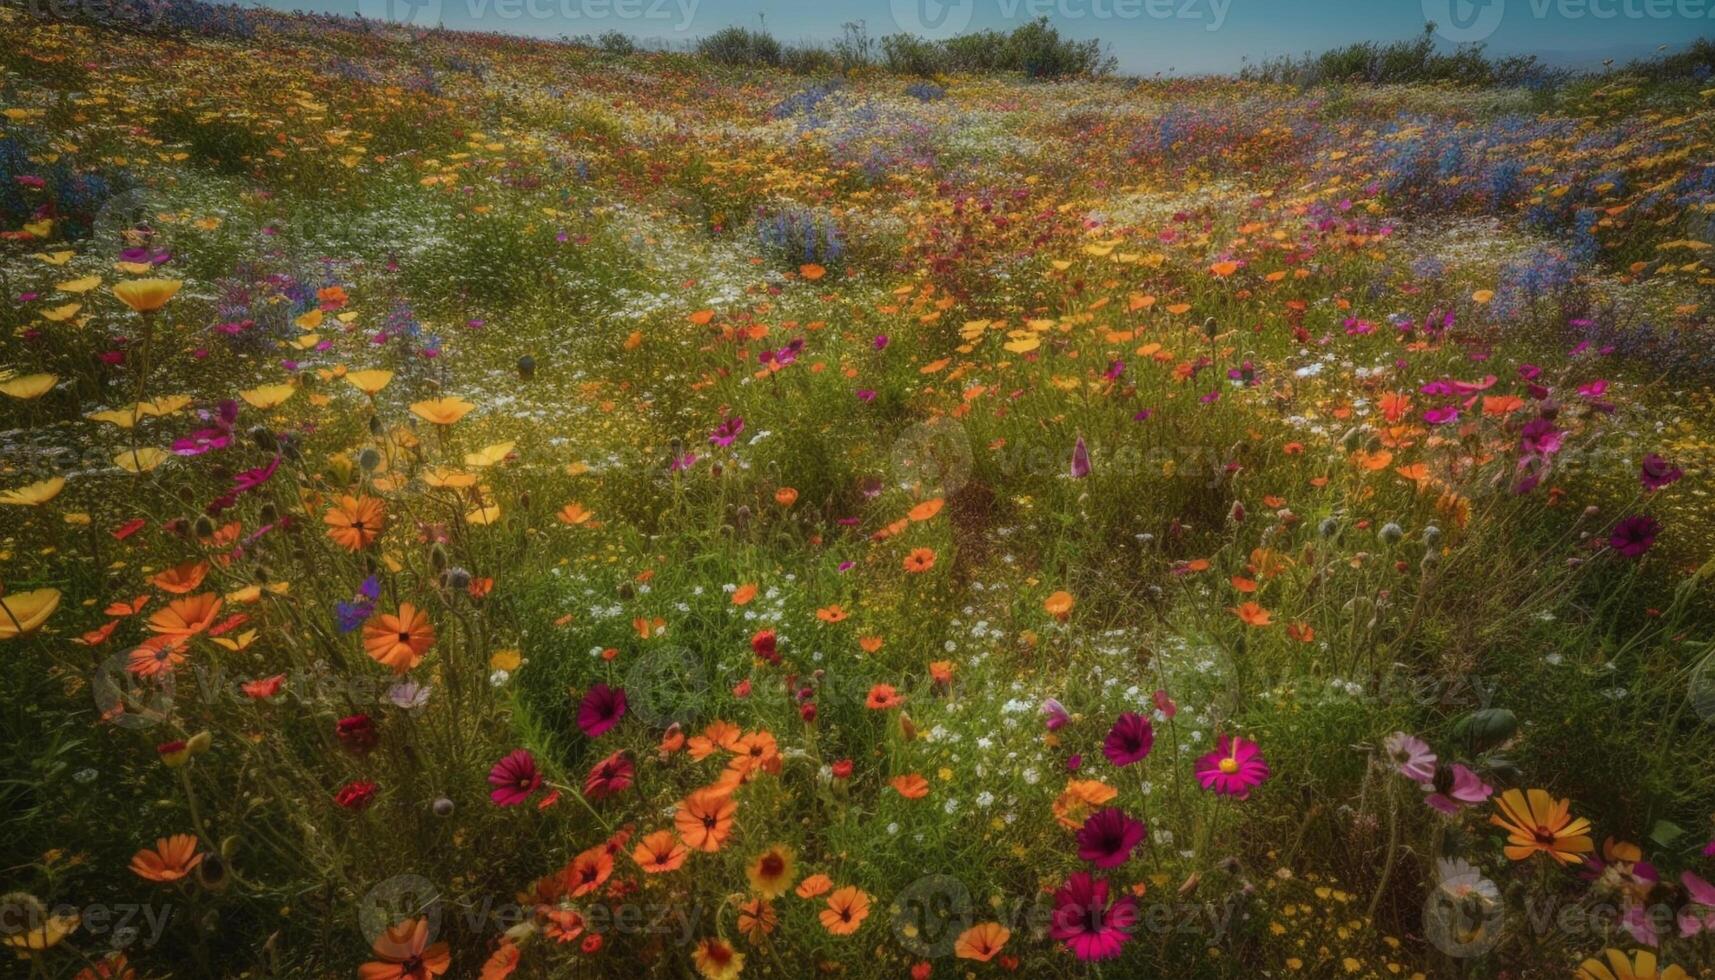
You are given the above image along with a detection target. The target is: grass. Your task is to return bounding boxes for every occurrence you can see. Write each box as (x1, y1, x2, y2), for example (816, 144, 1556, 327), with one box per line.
(1, 7, 1715, 980)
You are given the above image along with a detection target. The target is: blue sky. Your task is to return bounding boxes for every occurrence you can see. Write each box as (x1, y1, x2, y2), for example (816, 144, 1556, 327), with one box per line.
(298, 0, 1714, 73)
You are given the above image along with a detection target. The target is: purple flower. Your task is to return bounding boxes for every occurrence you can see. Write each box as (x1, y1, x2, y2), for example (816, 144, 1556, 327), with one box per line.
(1041, 698, 1070, 731)
(1049, 872, 1137, 961)
(578, 683, 627, 738)
(1609, 515, 1660, 558)
(1384, 732, 1436, 783)
(487, 749, 541, 806)
(1076, 808, 1145, 869)
(1639, 454, 1682, 491)
(1101, 712, 1154, 766)
(1423, 764, 1493, 814)
(708, 416, 744, 448)
(1069, 436, 1091, 479)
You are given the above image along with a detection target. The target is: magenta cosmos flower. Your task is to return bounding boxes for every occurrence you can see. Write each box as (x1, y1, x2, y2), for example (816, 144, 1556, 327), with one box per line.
(1049, 872, 1138, 961)
(1609, 515, 1660, 558)
(578, 683, 627, 738)
(1639, 453, 1682, 491)
(1102, 712, 1154, 767)
(1195, 734, 1270, 798)
(1423, 763, 1493, 814)
(583, 749, 634, 799)
(1384, 732, 1436, 783)
(487, 749, 542, 806)
(1076, 808, 1146, 869)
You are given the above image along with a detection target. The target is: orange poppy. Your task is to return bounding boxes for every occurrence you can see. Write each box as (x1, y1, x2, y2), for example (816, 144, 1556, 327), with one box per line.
(362, 604, 436, 673)
(632, 829, 690, 873)
(774, 487, 798, 507)
(1052, 778, 1119, 829)
(736, 898, 777, 943)
(731, 583, 757, 605)
(858, 635, 884, 654)
(325, 495, 386, 551)
(816, 605, 847, 623)
(1044, 590, 1074, 621)
(1231, 602, 1273, 627)
(903, 548, 936, 574)
(675, 788, 736, 852)
(865, 684, 904, 710)
(954, 922, 1011, 961)
(151, 560, 209, 594)
(795, 873, 833, 899)
(146, 593, 222, 637)
(358, 917, 449, 980)
(478, 942, 519, 980)
(890, 774, 929, 799)
(819, 886, 871, 935)
(907, 498, 944, 521)
(130, 834, 203, 882)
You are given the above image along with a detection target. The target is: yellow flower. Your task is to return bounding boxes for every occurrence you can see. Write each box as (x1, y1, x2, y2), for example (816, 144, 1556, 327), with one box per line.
(345, 369, 394, 396)
(114, 448, 169, 474)
(112, 278, 183, 313)
(410, 396, 475, 426)
(240, 383, 296, 409)
(0, 588, 61, 639)
(0, 373, 57, 399)
(0, 476, 66, 506)
(1575, 948, 1690, 980)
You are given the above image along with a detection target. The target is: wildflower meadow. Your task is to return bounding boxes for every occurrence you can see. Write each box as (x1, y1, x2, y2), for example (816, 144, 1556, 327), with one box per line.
(3, 5, 1715, 977)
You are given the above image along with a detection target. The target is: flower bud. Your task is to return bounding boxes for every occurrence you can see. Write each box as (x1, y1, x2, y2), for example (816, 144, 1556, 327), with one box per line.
(1378, 522, 1403, 544)
(432, 797, 455, 817)
(358, 447, 382, 472)
(516, 354, 536, 380)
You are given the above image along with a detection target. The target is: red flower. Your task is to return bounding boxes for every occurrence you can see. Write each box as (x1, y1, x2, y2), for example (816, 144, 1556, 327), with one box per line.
(831, 759, 853, 780)
(336, 714, 378, 754)
(583, 750, 634, 799)
(488, 749, 542, 807)
(751, 629, 779, 665)
(335, 780, 377, 810)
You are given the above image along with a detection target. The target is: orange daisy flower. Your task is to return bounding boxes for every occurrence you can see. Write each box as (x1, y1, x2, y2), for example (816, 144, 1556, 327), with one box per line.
(362, 604, 436, 673)
(130, 834, 203, 882)
(562, 845, 613, 897)
(675, 788, 736, 852)
(903, 548, 936, 573)
(1490, 788, 1594, 864)
(795, 873, 833, 899)
(865, 684, 904, 710)
(150, 560, 209, 594)
(819, 886, 871, 935)
(954, 922, 1011, 961)
(146, 593, 222, 637)
(736, 898, 777, 943)
(632, 829, 690, 873)
(692, 937, 745, 980)
(325, 495, 387, 551)
(358, 917, 449, 980)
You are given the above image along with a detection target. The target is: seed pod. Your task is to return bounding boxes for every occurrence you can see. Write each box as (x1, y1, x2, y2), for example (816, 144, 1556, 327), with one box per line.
(1203, 316, 1218, 340)
(432, 797, 455, 817)
(358, 447, 382, 472)
(517, 354, 536, 380)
